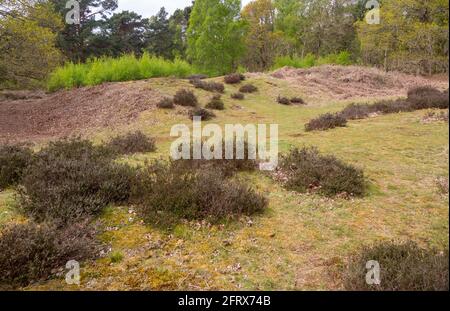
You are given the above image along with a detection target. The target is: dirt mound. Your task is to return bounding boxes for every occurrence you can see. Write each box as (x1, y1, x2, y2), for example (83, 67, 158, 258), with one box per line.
(0, 80, 161, 143)
(270, 65, 449, 100)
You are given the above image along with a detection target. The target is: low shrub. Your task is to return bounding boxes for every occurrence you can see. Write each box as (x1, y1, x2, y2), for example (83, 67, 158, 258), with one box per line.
(174, 89, 198, 107)
(0, 221, 101, 289)
(190, 79, 225, 93)
(205, 96, 225, 110)
(290, 97, 306, 105)
(407, 86, 449, 110)
(343, 241, 449, 291)
(174, 139, 258, 177)
(278, 147, 366, 197)
(277, 96, 291, 105)
(106, 131, 156, 155)
(132, 163, 267, 225)
(231, 92, 245, 100)
(18, 138, 134, 225)
(436, 177, 449, 195)
(239, 84, 258, 93)
(224, 73, 244, 84)
(305, 113, 347, 132)
(0, 145, 33, 189)
(157, 97, 175, 109)
(189, 108, 216, 121)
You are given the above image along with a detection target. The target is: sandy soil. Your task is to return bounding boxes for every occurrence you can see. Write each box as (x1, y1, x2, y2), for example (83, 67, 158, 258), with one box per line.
(0, 80, 163, 143)
(267, 65, 449, 100)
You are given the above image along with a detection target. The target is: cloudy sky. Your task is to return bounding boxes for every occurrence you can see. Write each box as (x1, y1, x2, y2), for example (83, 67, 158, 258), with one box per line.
(118, 0, 253, 17)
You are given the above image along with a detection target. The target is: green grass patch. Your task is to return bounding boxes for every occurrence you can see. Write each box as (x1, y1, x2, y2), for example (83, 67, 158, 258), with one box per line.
(47, 53, 197, 92)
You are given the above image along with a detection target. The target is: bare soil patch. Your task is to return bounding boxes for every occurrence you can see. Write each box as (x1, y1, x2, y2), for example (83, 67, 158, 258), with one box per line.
(0, 81, 162, 143)
(269, 65, 449, 100)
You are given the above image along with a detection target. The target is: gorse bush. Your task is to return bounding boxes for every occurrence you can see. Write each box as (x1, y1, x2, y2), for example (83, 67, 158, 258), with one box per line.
(344, 241, 449, 291)
(190, 79, 225, 93)
(279, 147, 366, 197)
(189, 108, 216, 121)
(174, 89, 198, 107)
(19, 138, 133, 225)
(305, 113, 347, 132)
(239, 84, 258, 93)
(231, 92, 245, 100)
(0, 145, 33, 189)
(132, 162, 267, 225)
(47, 53, 195, 91)
(157, 97, 175, 109)
(106, 131, 156, 155)
(0, 221, 101, 289)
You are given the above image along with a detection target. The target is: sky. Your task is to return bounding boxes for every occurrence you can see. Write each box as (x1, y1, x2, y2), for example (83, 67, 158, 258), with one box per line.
(118, 0, 253, 17)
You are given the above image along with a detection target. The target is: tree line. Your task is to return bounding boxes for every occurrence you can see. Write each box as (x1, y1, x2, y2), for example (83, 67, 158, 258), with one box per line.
(0, 0, 448, 89)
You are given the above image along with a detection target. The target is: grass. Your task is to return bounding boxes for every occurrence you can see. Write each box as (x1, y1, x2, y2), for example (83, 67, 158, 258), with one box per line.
(2, 74, 448, 290)
(47, 53, 196, 92)
(273, 51, 353, 70)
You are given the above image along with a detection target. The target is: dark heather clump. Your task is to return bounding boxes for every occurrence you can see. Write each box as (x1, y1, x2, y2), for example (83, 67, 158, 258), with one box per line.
(278, 147, 366, 197)
(344, 241, 449, 291)
(157, 97, 175, 109)
(106, 131, 156, 155)
(174, 89, 198, 107)
(0, 144, 33, 189)
(189, 108, 216, 121)
(132, 162, 267, 226)
(305, 113, 347, 132)
(19, 138, 133, 225)
(0, 221, 102, 289)
(239, 84, 258, 93)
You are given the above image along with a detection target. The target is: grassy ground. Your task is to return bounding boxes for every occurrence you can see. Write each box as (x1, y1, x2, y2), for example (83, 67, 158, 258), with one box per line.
(1, 75, 448, 290)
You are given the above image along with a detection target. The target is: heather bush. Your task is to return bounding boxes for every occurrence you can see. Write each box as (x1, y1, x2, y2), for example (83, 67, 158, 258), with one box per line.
(0, 145, 33, 189)
(231, 92, 245, 100)
(187, 74, 208, 80)
(344, 241, 449, 291)
(290, 97, 306, 105)
(190, 79, 225, 93)
(239, 84, 258, 93)
(305, 113, 347, 132)
(174, 89, 198, 107)
(18, 138, 133, 225)
(277, 96, 291, 105)
(407, 86, 449, 110)
(157, 97, 175, 109)
(132, 162, 267, 225)
(174, 139, 258, 177)
(205, 96, 225, 110)
(189, 108, 216, 121)
(0, 221, 101, 289)
(106, 131, 156, 155)
(224, 73, 243, 84)
(279, 147, 366, 197)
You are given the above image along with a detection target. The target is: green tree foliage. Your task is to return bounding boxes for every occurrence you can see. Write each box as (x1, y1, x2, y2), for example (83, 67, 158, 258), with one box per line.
(146, 7, 175, 59)
(93, 10, 149, 58)
(241, 0, 287, 71)
(0, 0, 63, 89)
(273, 0, 361, 57)
(50, 0, 118, 62)
(187, 0, 247, 75)
(356, 0, 449, 74)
